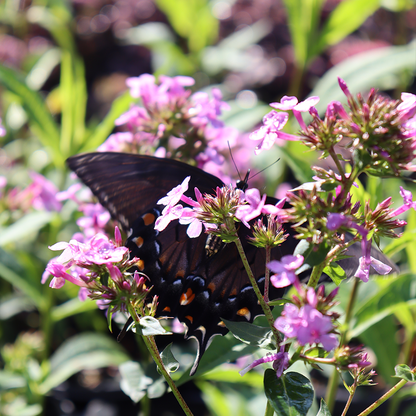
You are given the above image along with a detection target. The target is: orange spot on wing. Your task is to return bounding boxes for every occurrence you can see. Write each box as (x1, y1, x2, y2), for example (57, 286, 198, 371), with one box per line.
(237, 307, 251, 321)
(163, 306, 171, 312)
(185, 315, 194, 323)
(142, 213, 156, 226)
(180, 288, 195, 305)
(136, 259, 145, 271)
(132, 236, 144, 247)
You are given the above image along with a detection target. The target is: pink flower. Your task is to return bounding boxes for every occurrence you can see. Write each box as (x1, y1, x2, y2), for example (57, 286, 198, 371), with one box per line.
(157, 176, 190, 207)
(354, 255, 392, 283)
(296, 305, 338, 351)
(270, 95, 320, 130)
(275, 303, 338, 351)
(155, 204, 185, 232)
(390, 187, 416, 216)
(249, 111, 297, 154)
(235, 188, 280, 227)
(268, 255, 304, 289)
(239, 347, 289, 378)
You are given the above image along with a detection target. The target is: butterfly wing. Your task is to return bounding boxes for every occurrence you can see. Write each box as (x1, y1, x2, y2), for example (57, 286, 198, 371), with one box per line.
(67, 152, 290, 374)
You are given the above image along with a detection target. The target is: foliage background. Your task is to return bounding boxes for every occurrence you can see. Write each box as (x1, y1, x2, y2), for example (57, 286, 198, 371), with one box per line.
(0, 0, 416, 415)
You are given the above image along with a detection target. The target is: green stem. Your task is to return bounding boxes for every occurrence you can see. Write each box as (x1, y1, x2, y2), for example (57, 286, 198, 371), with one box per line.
(325, 278, 361, 412)
(341, 382, 357, 416)
(307, 262, 325, 288)
(264, 245, 271, 303)
(265, 399, 274, 416)
(357, 379, 409, 416)
(142, 335, 194, 416)
(328, 147, 346, 182)
(234, 237, 281, 344)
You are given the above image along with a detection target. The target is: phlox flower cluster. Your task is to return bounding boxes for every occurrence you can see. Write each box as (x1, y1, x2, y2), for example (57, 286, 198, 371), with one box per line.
(154, 175, 287, 245)
(42, 227, 149, 316)
(99, 73, 240, 181)
(2, 171, 61, 213)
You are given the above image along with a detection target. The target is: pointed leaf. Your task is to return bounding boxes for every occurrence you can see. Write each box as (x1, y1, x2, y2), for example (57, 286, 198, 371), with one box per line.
(134, 316, 171, 336)
(317, 399, 332, 415)
(264, 369, 314, 416)
(222, 319, 275, 350)
(39, 333, 128, 394)
(393, 364, 416, 383)
(160, 343, 180, 373)
(119, 361, 153, 403)
(323, 262, 347, 285)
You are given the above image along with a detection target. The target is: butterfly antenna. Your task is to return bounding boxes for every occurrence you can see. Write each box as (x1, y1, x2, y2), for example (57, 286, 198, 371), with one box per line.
(227, 141, 242, 181)
(249, 158, 281, 180)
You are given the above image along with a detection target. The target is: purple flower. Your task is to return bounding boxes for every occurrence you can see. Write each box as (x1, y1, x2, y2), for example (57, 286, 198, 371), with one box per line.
(275, 303, 338, 351)
(249, 111, 297, 154)
(354, 255, 392, 283)
(397, 92, 416, 121)
(296, 305, 338, 351)
(239, 347, 289, 378)
(268, 255, 304, 289)
(235, 188, 280, 227)
(390, 187, 416, 217)
(270, 95, 320, 130)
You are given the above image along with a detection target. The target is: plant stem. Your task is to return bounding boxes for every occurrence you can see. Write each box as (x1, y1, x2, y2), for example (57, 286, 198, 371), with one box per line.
(326, 278, 360, 412)
(341, 382, 357, 416)
(357, 379, 409, 416)
(264, 245, 271, 302)
(142, 335, 194, 416)
(307, 262, 325, 288)
(234, 236, 281, 344)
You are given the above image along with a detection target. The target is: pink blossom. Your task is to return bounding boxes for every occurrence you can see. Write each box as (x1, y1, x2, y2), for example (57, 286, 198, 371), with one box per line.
(275, 303, 338, 351)
(239, 347, 289, 378)
(296, 305, 338, 351)
(157, 176, 190, 207)
(268, 254, 304, 289)
(354, 255, 392, 283)
(397, 92, 416, 121)
(154, 204, 185, 232)
(235, 188, 280, 227)
(249, 111, 297, 154)
(390, 187, 416, 216)
(270, 95, 320, 130)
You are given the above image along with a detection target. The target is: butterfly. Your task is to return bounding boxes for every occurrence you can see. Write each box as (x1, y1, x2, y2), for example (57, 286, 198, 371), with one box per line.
(67, 152, 395, 374)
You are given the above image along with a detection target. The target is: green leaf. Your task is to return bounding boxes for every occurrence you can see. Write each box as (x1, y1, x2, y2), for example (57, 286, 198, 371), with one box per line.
(323, 262, 347, 285)
(39, 333, 129, 394)
(317, 399, 332, 416)
(282, 0, 325, 67)
(222, 319, 275, 350)
(50, 297, 97, 321)
(147, 377, 166, 399)
(315, 0, 381, 52)
(0, 371, 27, 390)
(176, 332, 259, 385)
(160, 343, 180, 373)
(383, 229, 416, 257)
(350, 273, 416, 338)
(0, 255, 44, 309)
(0, 211, 53, 247)
(394, 364, 416, 383)
(119, 361, 153, 403)
(312, 41, 416, 115)
(79, 91, 134, 152)
(0, 64, 61, 164)
(134, 316, 171, 336)
(264, 370, 314, 416)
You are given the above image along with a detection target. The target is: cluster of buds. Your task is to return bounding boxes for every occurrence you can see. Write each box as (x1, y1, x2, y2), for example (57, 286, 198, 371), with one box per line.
(42, 227, 152, 320)
(99, 74, 239, 179)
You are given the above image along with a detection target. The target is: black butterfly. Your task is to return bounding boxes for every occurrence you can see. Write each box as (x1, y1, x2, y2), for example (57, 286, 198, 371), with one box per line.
(67, 152, 395, 374)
